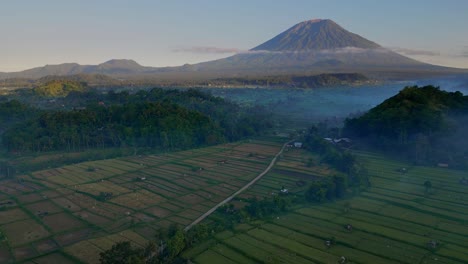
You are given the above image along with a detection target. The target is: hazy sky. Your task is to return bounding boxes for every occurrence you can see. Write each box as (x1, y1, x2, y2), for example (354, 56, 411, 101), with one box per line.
(1, 0, 468, 71)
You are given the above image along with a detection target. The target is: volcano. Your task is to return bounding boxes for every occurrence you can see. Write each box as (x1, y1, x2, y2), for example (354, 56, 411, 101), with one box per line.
(251, 19, 381, 51)
(189, 19, 444, 76)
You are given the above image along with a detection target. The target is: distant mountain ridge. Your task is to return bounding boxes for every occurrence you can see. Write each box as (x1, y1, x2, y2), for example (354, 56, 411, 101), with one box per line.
(0, 59, 157, 80)
(0, 19, 465, 81)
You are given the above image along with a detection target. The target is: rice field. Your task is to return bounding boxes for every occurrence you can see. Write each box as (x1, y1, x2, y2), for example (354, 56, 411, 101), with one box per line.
(185, 150, 468, 264)
(0, 139, 284, 263)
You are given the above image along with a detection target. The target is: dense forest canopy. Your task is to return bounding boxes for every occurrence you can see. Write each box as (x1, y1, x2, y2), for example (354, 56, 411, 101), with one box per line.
(345, 85, 468, 166)
(1, 88, 273, 153)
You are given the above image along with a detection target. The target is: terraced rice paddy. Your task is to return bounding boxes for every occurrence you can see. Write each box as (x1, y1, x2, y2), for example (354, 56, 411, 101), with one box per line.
(0, 139, 284, 263)
(185, 151, 468, 264)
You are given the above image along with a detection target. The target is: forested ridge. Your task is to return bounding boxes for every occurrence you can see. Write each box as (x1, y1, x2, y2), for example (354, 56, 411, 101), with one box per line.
(0, 88, 273, 153)
(212, 73, 369, 88)
(345, 85, 468, 166)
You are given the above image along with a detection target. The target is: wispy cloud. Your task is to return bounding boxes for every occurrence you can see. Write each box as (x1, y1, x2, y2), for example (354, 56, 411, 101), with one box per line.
(243, 47, 392, 55)
(389, 47, 440, 56)
(460, 46, 468, 57)
(173, 46, 243, 54)
(173, 46, 393, 55)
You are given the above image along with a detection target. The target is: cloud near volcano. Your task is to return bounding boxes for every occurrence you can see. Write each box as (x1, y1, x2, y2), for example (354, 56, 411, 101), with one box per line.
(173, 46, 243, 54)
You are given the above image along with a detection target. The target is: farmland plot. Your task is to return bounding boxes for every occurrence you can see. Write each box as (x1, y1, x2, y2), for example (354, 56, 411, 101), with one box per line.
(188, 150, 468, 264)
(0, 139, 284, 263)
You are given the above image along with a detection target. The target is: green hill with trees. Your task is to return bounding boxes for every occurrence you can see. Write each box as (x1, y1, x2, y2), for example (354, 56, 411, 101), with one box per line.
(345, 85, 468, 166)
(33, 79, 89, 97)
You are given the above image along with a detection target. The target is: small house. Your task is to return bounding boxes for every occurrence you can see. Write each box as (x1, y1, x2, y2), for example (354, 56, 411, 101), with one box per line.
(293, 142, 303, 148)
(437, 163, 449, 168)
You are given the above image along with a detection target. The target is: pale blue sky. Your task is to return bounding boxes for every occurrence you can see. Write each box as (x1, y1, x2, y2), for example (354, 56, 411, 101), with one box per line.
(1, 0, 467, 71)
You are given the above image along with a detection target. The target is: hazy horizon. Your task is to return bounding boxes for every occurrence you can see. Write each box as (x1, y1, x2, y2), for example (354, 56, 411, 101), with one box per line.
(1, 0, 468, 72)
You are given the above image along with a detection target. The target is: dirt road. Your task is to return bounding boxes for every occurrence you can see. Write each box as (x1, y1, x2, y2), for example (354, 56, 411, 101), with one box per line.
(184, 140, 293, 231)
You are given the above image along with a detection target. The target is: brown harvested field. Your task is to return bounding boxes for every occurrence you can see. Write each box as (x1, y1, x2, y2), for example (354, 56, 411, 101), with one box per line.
(118, 230, 147, 247)
(42, 212, 85, 233)
(132, 213, 155, 223)
(44, 175, 75, 186)
(39, 189, 63, 199)
(74, 210, 112, 226)
(97, 161, 141, 173)
(182, 176, 212, 187)
(179, 193, 205, 205)
(0, 245, 12, 264)
(0, 184, 21, 195)
(97, 201, 135, 216)
(65, 230, 147, 263)
(191, 203, 213, 213)
(143, 166, 183, 176)
(74, 181, 130, 196)
(137, 183, 179, 198)
(64, 240, 102, 264)
(87, 236, 116, 251)
(203, 186, 231, 197)
(66, 193, 97, 209)
(158, 202, 183, 212)
(167, 215, 192, 225)
(33, 238, 60, 254)
(54, 228, 94, 247)
(13, 245, 37, 262)
(24, 200, 63, 215)
(101, 216, 133, 232)
(122, 155, 163, 166)
(173, 178, 198, 190)
(194, 190, 217, 200)
(2, 219, 50, 247)
(146, 206, 172, 218)
(7, 181, 42, 192)
(176, 209, 202, 219)
(0, 208, 30, 225)
(16, 193, 44, 204)
(0, 200, 18, 209)
(143, 177, 188, 193)
(32, 252, 76, 264)
(154, 219, 175, 229)
(110, 190, 166, 210)
(133, 225, 159, 240)
(51, 196, 82, 211)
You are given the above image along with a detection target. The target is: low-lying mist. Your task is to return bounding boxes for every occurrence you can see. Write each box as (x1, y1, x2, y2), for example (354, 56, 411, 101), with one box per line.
(207, 76, 468, 127)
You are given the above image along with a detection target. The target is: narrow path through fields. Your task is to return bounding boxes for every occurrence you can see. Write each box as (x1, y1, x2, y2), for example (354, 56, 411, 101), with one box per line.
(184, 139, 293, 231)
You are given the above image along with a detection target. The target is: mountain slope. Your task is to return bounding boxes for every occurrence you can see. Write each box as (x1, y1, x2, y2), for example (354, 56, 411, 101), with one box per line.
(189, 19, 434, 74)
(251, 19, 380, 51)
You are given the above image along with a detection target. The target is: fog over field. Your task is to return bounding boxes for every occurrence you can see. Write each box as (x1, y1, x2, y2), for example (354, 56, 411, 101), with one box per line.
(207, 76, 468, 126)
